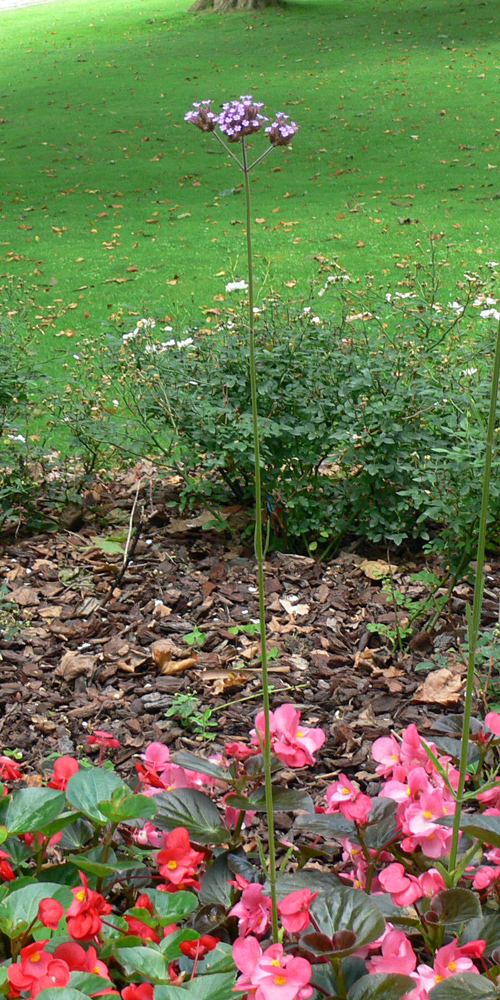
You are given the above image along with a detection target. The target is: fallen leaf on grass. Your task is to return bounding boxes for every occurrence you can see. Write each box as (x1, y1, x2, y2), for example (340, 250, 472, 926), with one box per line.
(414, 667, 463, 706)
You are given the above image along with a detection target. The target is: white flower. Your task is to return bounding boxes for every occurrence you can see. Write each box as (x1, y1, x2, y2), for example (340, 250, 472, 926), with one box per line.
(163, 325, 173, 332)
(461, 368, 478, 376)
(385, 293, 392, 302)
(310, 316, 321, 324)
(486, 261, 499, 268)
(480, 308, 500, 321)
(176, 338, 193, 348)
(7, 434, 25, 443)
(448, 301, 464, 313)
(302, 306, 312, 314)
(394, 292, 416, 299)
(226, 280, 248, 293)
(317, 288, 325, 297)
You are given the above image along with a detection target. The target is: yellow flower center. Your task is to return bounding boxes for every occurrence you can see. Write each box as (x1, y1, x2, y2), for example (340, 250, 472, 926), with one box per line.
(274, 976, 287, 985)
(271, 960, 281, 967)
(342, 787, 350, 795)
(297, 730, 303, 738)
(423, 810, 433, 819)
(435, 974, 443, 983)
(448, 961, 457, 972)
(167, 860, 178, 870)
(94, 966, 101, 974)
(76, 890, 85, 901)
(31, 953, 42, 963)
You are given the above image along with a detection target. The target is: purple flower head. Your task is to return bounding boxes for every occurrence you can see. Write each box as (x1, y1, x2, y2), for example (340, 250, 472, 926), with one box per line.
(185, 100, 217, 133)
(265, 112, 299, 147)
(217, 95, 268, 143)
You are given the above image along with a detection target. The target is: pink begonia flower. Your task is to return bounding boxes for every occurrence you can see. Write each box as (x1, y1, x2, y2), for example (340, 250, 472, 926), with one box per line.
(140, 742, 171, 769)
(400, 787, 455, 859)
(232, 937, 313, 1000)
(372, 734, 401, 776)
(415, 938, 485, 994)
(225, 742, 257, 761)
(277, 889, 318, 934)
(472, 865, 500, 890)
(477, 782, 500, 807)
(378, 863, 423, 906)
(223, 794, 257, 832)
(229, 882, 272, 937)
(367, 929, 417, 976)
(417, 868, 446, 897)
(485, 711, 500, 736)
(251, 704, 325, 768)
(325, 774, 372, 824)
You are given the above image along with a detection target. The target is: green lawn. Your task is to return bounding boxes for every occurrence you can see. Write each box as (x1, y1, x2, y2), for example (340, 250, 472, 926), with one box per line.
(1, 0, 499, 366)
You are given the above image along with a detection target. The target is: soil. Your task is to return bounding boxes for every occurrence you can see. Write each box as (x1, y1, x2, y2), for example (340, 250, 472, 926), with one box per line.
(1, 463, 496, 794)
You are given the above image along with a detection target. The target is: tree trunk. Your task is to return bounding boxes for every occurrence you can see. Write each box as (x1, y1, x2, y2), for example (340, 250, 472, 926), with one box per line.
(189, 0, 285, 11)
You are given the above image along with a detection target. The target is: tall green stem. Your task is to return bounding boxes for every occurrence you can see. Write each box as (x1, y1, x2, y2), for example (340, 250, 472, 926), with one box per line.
(449, 318, 500, 874)
(242, 137, 279, 941)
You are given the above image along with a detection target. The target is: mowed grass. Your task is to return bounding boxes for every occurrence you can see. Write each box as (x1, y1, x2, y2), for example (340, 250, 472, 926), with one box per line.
(1, 0, 499, 370)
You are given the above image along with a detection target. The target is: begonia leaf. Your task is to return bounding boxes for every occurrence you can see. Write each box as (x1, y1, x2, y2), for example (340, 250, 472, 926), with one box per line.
(428, 973, 500, 998)
(0, 787, 65, 834)
(361, 797, 399, 848)
(160, 927, 200, 960)
(432, 888, 481, 928)
(447, 814, 500, 849)
(462, 913, 500, 955)
(65, 767, 125, 823)
(154, 788, 228, 843)
(0, 882, 72, 933)
(347, 973, 417, 1000)
(98, 791, 158, 822)
(199, 850, 234, 906)
(247, 786, 315, 812)
(59, 817, 94, 849)
(69, 971, 115, 992)
(293, 812, 357, 838)
(143, 888, 198, 921)
(302, 886, 386, 957)
(115, 944, 169, 982)
(173, 751, 231, 781)
(432, 715, 484, 736)
(155, 972, 239, 1000)
(275, 869, 345, 896)
(66, 854, 148, 878)
(35, 990, 90, 1000)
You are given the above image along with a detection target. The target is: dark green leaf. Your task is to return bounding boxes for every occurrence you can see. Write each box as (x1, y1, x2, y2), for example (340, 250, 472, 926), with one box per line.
(65, 768, 125, 823)
(293, 812, 357, 838)
(362, 798, 399, 849)
(173, 752, 231, 781)
(248, 787, 314, 813)
(462, 913, 500, 955)
(304, 886, 386, 957)
(0, 882, 72, 932)
(453, 815, 500, 849)
(199, 851, 234, 907)
(160, 927, 199, 960)
(432, 888, 481, 928)
(146, 889, 198, 921)
(348, 973, 418, 1000)
(69, 971, 114, 992)
(98, 792, 158, 822)
(275, 869, 345, 897)
(115, 945, 169, 982)
(36, 991, 90, 1000)
(59, 817, 94, 850)
(429, 973, 500, 999)
(0, 788, 65, 834)
(66, 854, 149, 878)
(155, 972, 238, 1000)
(154, 789, 228, 844)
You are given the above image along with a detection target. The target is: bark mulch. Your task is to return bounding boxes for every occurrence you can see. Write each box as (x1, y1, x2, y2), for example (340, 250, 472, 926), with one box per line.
(1, 464, 497, 796)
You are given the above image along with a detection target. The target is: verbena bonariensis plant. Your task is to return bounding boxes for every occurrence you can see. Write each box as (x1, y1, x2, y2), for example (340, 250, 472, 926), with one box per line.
(6, 707, 500, 999)
(185, 95, 298, 940)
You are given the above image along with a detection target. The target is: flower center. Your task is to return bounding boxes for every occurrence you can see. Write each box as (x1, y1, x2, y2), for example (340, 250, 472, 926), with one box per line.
(423, 810, 433, 819)
(167, 860, 178, 870)
(448, 961, 457, 971)
(76, 890, 85, 901)
(274, 975, 287, 985)
(31, 953, 42, 963)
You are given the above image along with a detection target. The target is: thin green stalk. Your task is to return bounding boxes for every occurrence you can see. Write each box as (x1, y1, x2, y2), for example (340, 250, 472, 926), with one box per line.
(242, 136, 279, 942)
(449, 318, 500, 874)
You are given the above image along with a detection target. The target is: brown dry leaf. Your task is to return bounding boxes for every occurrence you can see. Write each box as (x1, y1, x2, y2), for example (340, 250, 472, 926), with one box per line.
(38, 606, 63, 619)
(353, 648, 377, 670)
(55, 651, 96, 681)
(167, 509, 228, 534)
(279, 599, 310, 616)
(359, 559, 394, 580)
(152, 638, 189, 664)
(10, 586, 40, 607)
(116, 651, 148, 673)
(414, 667, 463, 706)
(160, 652, 198, 675)
(355, 704, 378, 727)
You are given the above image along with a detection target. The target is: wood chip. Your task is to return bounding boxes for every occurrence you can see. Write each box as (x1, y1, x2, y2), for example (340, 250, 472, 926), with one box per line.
(55, 651, 96, 682)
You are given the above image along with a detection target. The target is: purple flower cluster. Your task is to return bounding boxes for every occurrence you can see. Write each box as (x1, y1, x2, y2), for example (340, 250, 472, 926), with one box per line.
(217, 95, 267, 143)
(185, 95, 299, 146)
(184, 100, 217, 133)
(265, 112, 299, 147)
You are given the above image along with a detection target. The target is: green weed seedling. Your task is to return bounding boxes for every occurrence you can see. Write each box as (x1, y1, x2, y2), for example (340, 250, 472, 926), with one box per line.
(165, 691, 217, 740)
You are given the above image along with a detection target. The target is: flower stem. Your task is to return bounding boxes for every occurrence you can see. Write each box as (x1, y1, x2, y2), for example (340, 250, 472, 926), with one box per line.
(449, 317, 500, 875)
(242, 136, 279, 942)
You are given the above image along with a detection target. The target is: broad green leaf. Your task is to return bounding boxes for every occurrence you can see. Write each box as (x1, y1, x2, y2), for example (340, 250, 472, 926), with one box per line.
(0, 882, 72, 932)
(69, 971, 114, 992)
(275, 869, 345, 897)
(362, 798, 399, 849)
(0, 788, 65, 834)
(65, 768, 125, 823)
(199, 851, 234, 907)
(348, 973, 418, 1000)
(66, 854, 148, 878)
(146, 888, 198, 921)
(160, 927, 199, 960)
(36, 991, 90, 1000)
(247, 786, 315, 813)
(0, 825, 8, 845)
(429, 973, 500, 999)
(432, 888, 481, 928)
(98, 791, 158, 822)
(155, 972, 239, 1000)
(91, 535, 125, 554)
(303, 886, 386, 957)
(173, 751, 231, 781)
(453, 814, 500, 849)
(59, 817, 94, 850)
(115, 945, 169, 982)
(293, 812, 357, 838)
(154, 789, 228, 844)
(462, 913, 500, 955)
